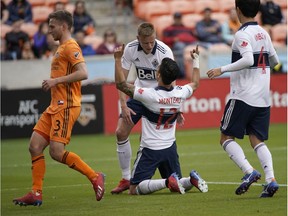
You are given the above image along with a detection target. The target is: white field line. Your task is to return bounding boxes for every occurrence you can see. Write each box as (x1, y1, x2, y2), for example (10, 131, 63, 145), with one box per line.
(2, 146, 286, 168)
(1, 181, 287, 192)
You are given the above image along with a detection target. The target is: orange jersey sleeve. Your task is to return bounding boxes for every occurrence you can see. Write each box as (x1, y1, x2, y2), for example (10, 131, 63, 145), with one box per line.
(47, 39, 85, 114)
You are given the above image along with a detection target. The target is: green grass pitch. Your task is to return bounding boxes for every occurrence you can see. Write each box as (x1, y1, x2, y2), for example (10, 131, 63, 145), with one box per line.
(1, 123, 287, 216)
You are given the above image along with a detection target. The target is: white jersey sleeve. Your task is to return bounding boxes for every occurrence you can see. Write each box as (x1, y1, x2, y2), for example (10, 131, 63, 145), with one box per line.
(221, 31, 254, 73)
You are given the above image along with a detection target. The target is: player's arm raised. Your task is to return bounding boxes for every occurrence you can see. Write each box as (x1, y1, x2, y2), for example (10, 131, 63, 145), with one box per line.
(114, 44, 135, 98)
(188, 45, 200, 91)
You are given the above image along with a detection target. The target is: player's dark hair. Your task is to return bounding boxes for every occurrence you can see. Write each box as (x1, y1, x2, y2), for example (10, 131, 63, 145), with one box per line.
(48, 10, 73, 30)
(137, 22, 155, 37)
(159, 58, 179, 85)
(235, 0, 260, 18)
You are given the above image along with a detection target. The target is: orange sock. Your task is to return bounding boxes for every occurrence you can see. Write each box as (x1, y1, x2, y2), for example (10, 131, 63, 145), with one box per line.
(62, 151, 97, 181)
(31, 154, 45, 193)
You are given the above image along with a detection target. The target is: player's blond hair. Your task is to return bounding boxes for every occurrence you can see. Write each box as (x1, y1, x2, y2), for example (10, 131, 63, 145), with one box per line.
(137, 22, 155, 37)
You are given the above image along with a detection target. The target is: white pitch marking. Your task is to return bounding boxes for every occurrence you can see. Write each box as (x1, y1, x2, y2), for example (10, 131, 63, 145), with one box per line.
(2, 181, 287, 192)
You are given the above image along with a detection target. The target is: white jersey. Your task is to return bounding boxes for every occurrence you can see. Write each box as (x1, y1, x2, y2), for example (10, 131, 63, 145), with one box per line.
(134, 85, 193, 150)
(122, 39, 174, 88)
(229, 22, 277, 107)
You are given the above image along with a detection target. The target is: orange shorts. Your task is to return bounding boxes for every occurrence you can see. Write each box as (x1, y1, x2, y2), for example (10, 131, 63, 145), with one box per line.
(34, 107, 81, 145)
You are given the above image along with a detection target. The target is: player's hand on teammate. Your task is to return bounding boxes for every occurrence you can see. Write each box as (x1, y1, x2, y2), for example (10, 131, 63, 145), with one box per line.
(42, 79, 58, 91)
(121, 105, 136, 125)
(207, 68, 222, 79)
(114, 44, 125, 60)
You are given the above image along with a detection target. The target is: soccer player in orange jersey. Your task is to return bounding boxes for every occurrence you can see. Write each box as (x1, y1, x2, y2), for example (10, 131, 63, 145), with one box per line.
(13, 10, 105, 206)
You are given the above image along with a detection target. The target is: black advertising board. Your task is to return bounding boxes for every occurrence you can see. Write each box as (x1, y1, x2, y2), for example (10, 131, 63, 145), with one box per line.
(1, 85, 104, 139)
(73, 85, 104, 135)
(1, 88, 49, 139)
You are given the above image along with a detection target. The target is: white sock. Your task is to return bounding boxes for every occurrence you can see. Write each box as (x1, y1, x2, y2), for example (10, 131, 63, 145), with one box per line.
(254, 142, 275, 183)
(222, 139, 254, 174)
(136, 179, 166, 195)
(179, 177, 193, 191)
(117, 139, 132, 180)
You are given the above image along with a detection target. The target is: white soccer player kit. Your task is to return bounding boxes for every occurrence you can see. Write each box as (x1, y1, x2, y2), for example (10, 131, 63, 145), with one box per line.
(133, 85, 193, 150)
(221, 21, 278, 107)
(122, 39, 174, 88)
(219, 21, 279, 195)
(220, 21, 279, 139)
(115, 38, 176, 191)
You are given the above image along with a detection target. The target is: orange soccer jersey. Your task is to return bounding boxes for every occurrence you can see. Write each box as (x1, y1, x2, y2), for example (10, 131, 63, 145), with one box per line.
(46, 39, 85, 114)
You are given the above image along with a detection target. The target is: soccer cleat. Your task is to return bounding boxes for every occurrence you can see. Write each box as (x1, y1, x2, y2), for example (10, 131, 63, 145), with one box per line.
(111, 178, 130, 194)
(190, 170, 208, 193)
(13, 191, 42, 206)
(260, 180, 279, 198)
(91, 172, 105, 201)
(167, 172, 185, 194)
(235, 170, 261, 195)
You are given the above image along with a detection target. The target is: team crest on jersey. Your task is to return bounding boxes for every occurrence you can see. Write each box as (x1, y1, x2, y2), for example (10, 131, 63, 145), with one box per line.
(152, 59, 159, 68)
(240, 41, 248, 47)
(138, 88, 144, 94)
(74, 52, 80, 59)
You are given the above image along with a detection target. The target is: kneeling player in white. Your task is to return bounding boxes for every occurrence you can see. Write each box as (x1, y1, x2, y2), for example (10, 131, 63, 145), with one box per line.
(114, 44, 208, 195)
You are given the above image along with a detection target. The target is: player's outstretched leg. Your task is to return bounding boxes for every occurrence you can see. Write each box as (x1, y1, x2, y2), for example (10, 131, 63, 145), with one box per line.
(190, 170, 208, 193)
(235, 169, 261, 195)
(13, 191, 42, 207)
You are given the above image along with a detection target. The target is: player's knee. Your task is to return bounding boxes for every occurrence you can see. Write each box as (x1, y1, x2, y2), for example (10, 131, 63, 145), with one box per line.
(220, 135, 235, 146)
(220, 136, 228, 146)
(219, 137, 224, 145)
(29, 142, 43, 155)
(115, 127, 129, 141)
(49, 148, 62, 162)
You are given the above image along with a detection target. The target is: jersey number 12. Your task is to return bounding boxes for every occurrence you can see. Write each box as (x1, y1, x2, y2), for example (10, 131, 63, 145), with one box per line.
(156, 108, 177, 130)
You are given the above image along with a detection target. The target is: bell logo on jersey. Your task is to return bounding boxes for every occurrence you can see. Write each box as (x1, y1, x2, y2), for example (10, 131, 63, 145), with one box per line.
(240, 41, 248, 47)
(136, 68, 157, 80)
(138, 88, 144, 94)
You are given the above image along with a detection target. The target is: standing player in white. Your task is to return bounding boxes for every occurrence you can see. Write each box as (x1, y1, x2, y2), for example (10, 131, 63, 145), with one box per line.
(114, 44, 208, 195)
(207, 0, 279, 198)
(111, 22, 185, 194)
